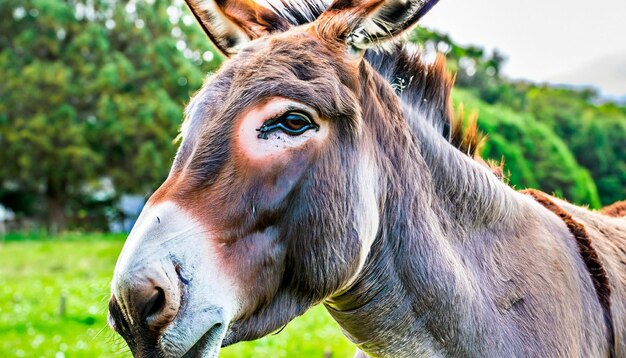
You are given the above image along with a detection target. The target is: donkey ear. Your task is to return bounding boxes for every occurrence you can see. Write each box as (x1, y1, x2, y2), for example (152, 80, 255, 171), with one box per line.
(322, 0, 439, 50)
(184, 0, 291, 57)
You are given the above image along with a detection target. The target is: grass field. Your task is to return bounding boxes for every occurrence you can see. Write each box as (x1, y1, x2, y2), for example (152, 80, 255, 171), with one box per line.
(0, 234, 355, 357)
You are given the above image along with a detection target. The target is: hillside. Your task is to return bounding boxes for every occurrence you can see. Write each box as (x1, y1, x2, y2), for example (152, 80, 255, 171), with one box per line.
(412, 28, 626, 209)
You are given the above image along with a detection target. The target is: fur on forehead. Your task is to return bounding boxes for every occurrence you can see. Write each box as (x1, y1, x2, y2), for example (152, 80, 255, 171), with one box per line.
(227, 0, 455, 140)
(213, 33, 361, 119)
(186, 0, 488, 167)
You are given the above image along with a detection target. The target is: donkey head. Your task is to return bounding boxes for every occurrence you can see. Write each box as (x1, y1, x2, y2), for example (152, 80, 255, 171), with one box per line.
(109, 0, 438, 356)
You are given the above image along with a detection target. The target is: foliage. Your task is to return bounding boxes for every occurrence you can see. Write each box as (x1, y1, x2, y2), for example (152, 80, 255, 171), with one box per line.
(0, 0, 221, 232)
(524, 87, 626, 206)
(0, 236, 354, 357)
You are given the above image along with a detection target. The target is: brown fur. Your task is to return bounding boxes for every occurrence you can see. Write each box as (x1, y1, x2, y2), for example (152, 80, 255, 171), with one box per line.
(450, 103, 485, 158)
(602, 201, 626, 218)
(450, 103, 505, 179)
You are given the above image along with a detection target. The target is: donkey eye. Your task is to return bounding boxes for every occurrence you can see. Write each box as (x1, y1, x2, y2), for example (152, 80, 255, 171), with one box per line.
(283, 113, 309, 131)
(257, 111, 318, 139)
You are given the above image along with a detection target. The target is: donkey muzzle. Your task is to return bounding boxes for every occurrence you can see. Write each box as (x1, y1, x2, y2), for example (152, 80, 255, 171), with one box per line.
(109, 201, 238, 357)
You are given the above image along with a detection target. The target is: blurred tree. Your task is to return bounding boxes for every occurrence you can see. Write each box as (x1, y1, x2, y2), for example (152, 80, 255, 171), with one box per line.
(524, 87, 626, 205)
(0, 0, 221, 233)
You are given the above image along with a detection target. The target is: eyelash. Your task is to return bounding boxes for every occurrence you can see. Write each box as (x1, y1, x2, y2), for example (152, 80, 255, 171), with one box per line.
(256, 111, 319, 139)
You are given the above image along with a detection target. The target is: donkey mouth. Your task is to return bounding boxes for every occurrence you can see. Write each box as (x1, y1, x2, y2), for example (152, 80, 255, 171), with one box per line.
(159, 304, 229, 358)
(180, 322, 225, 358)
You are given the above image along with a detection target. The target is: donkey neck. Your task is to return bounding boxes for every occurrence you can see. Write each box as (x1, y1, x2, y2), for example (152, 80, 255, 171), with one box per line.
(413, 111, 520, 227)
(325, 66, 525, 357)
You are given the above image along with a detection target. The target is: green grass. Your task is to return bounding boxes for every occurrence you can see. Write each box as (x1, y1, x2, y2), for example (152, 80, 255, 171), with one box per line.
(0, 235, 355, 357)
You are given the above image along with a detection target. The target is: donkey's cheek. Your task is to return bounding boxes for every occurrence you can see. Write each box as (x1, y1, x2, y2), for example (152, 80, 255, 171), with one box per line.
(253, 147, 315, 204)
(216, 228, 286, 312)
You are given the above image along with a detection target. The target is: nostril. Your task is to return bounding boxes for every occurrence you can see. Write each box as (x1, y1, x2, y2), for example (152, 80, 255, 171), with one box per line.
(114, 267, 181, 334)
(134, 279, 180, 332)
(142, 287, 166, 324)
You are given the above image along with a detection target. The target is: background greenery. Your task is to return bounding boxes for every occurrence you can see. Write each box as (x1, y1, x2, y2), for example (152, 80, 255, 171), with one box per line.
(0, 234, 354, 357)
(0, 0, 624, 356)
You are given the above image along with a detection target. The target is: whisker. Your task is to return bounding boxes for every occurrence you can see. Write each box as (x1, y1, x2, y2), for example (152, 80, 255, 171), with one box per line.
(90, 324, 110, 342)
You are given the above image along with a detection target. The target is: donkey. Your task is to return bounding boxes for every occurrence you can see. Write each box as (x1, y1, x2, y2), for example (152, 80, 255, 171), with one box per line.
(108, 0, 626, 356)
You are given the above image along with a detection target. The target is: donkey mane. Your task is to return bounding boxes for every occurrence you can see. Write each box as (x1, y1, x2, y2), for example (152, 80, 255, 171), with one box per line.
(262, 0, 485, 159)
(601, 200, 626, 217)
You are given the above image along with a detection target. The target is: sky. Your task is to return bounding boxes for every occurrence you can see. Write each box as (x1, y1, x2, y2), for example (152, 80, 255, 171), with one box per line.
(419, 0, 626, 97)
